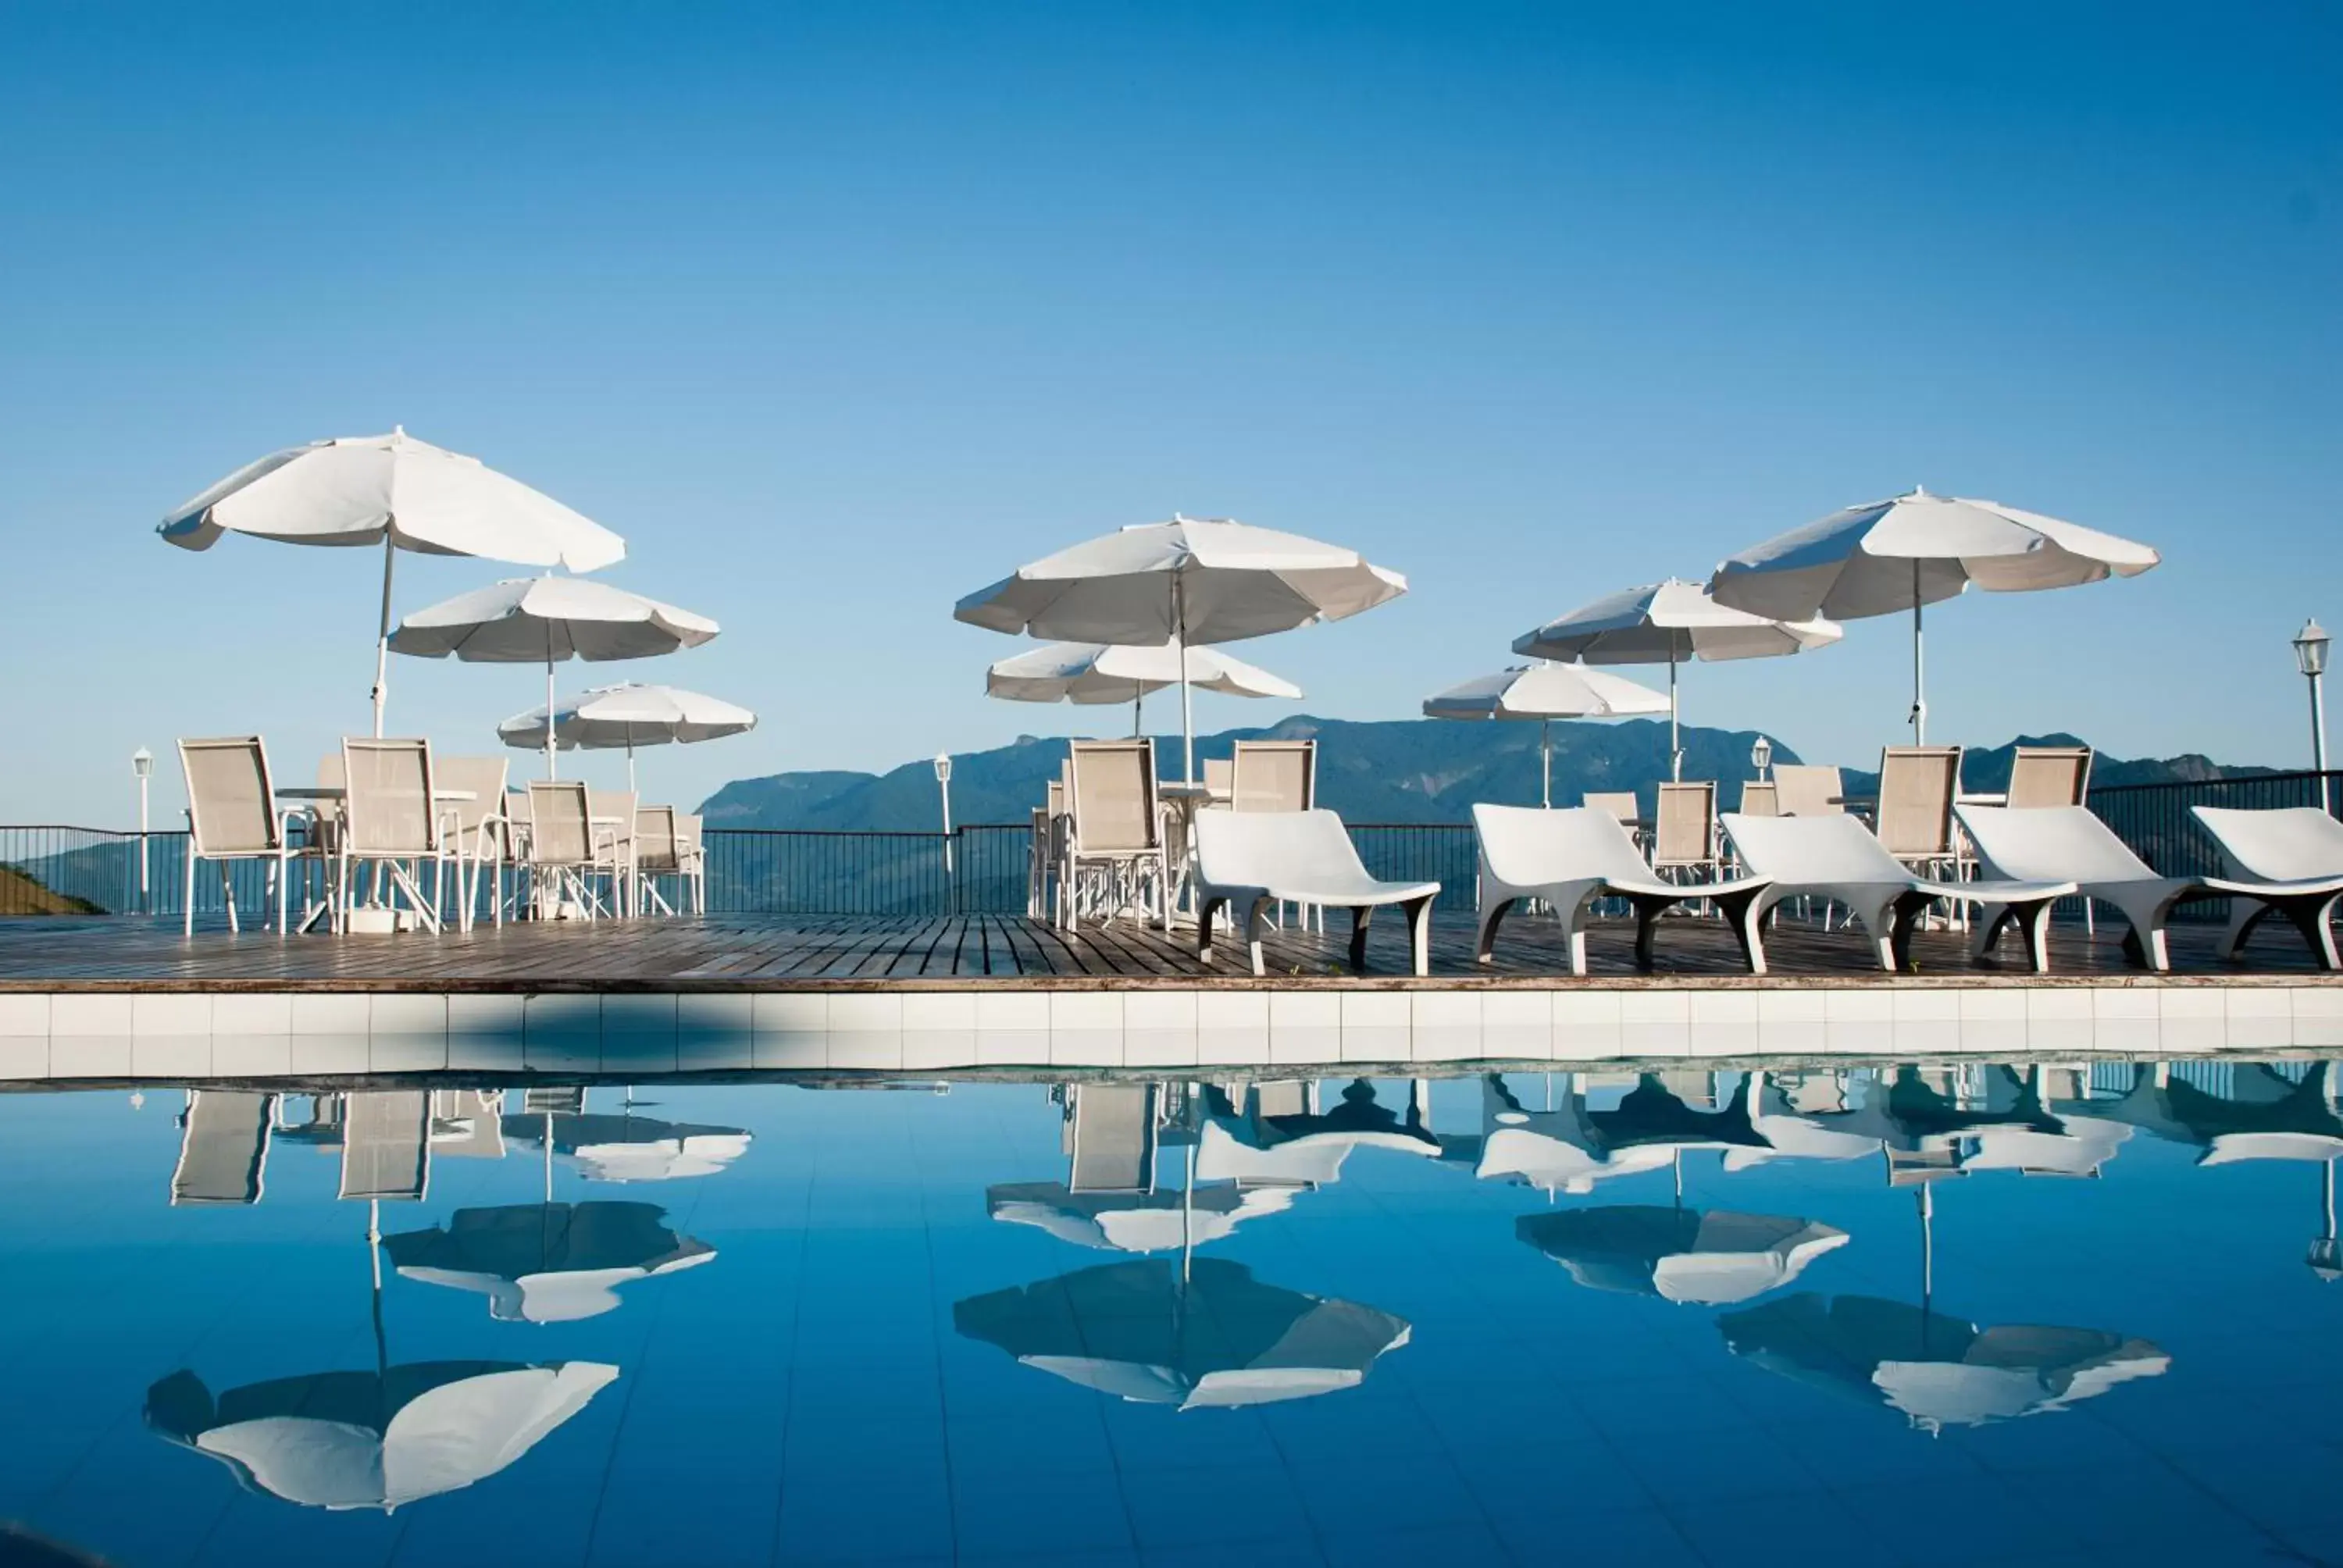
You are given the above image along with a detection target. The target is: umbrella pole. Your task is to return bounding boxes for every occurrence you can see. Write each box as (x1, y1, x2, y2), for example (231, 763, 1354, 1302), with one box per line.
(1668, 635, 1682, 782)
(1173, 574, 1195, 786)
(1540, 718, 1551, 807)
(626, 736, 637, 795)
(371, 536, 396, 739)
(545, 656, 558, 780)
(1910, 563, 1927, 746)
(1133, 689, 1143, 739)
(368, 1198, 387, 1381)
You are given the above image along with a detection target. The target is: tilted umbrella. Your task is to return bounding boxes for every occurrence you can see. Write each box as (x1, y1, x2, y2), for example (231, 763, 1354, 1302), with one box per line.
(390, 577, 719, 778)
(498, 682, 756, 793)
(157, 429, 626, 736)
(144, 1360, 618, 1510)
(956, 515, 1405, 782)
(954, 1257, 1411, 1410)
(380, 1201, 715, 1323)
(1518, 1206, 1849, 1306)
(1719, 1293, 2168, 1431)
(1707, 487, 2159, 743)
(1422, 662, 1670, 807)
(1513, 579, 1841, 780)
(987, 640, 1302, 737)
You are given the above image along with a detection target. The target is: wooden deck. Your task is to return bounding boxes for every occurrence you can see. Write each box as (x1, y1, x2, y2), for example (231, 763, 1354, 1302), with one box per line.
(0, 911, 2330, 990)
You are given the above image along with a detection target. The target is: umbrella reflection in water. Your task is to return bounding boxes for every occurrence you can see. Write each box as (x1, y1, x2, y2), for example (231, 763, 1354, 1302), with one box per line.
(382, 1201, 714, 1323)
(1520, 1206, 1849, 1306)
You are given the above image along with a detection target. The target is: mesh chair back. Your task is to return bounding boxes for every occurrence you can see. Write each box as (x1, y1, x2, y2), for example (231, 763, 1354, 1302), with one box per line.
(1653, 782, 1717, 868)
(1232, 739, 1315, 812)
(590, 790, 637, 857)
(1738, 782, 1779, 817)
(179, 736, 280, 855)
(1068, 1083, 1158, 1192)
(634, 806, 680, 871)
(343, 739, 440, 857)
(1045, 779, 1065, 819)
(1582, 791, 1639, 824)
(2006, 745, 2093, 809)
(433, 756, 512, 835)
(528, 781, 594, 864)
(1069, 740, 1160, 853)
(677, 813, 702, 858)
(1202, 757, 1235, 802)
(1874, 747, 1963, 857)
(1773, 764, 1844, 818)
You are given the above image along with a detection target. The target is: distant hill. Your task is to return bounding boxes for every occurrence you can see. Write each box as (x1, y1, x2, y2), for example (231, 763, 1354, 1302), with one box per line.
(700, 716, 2278, 830)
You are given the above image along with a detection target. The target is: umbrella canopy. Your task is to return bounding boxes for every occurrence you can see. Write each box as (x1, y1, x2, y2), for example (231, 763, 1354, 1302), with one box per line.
(497, 682, 756, 792)
(380, 1202, 715, 1323)
(988, 1181, 1302, 1253)
(1423, 662, 1671, 806)
(954, 1257, 1410, 1410)
(391, 579, 720, 777)
(501, 1111, 754, 1182)
(1512, 579, 1842, 779)
(988, 641, 1301, 736)
(145, 1360, 618, 1510)
(1707, 487, 2159, 743)
(956, 515, 1404, 780)
(157, 429, 626, 736)
(1719, 1293, 2169, 1431)
(1518, 1206, 1850, 1306)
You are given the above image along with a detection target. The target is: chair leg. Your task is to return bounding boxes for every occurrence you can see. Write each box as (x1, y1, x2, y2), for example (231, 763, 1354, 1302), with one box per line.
(1404, 896, 1433, 978)
(1244, 896, 1271, 978)
(183, 852, 197, 937)
(2219, 899, 2269, 960)
(1629, 894, 1675, 971)
(1720, 888, 1768, 975)
(1196, 896, 1223, 964)
(1348, 905, 1373, 971)
(1475, 897, 1516, 965)
(2274, 892, 2343, 971)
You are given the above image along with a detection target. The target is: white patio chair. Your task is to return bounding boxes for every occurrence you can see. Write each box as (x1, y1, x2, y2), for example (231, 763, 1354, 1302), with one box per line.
(339, 1090, 432, 1202)
(1875, 747, 1965, 881)
(1064, 739, 1168, 930)
(1472, 804, 1772, 974)
(1956, 803, 2329, 972)
(171, 1090, 275, 1206)
(1193, 807, 1439, 976)
(1650, 781, 1721, 885)
(432, 754, 511, 931)
(676, 811, 707, 914)
(176, 736, 312, 935)
(1772, 764, 1845, 818)
(526, 780, 619, 919)
(589, 789, 639, 916)
(1201, 757, 1235, 805)
(1231, 739, 1316, 811)
(1721, 812, 2074, 973)
(633, 806, 687, 916)
(337, 738, 451, 934)
(2006, 746, 2093, 808)
(1737, 782, 1779, 818)
(2191, 806, 2343, 971)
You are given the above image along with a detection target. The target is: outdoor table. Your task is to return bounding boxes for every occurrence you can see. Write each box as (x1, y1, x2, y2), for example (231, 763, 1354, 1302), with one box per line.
(1157, 782, 1217, 927)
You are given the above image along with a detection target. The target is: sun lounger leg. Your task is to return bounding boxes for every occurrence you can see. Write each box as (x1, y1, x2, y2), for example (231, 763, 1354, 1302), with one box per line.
(2008, 899, 2055, 974)
(1245, 895, 1271, 978)
(2275, 891, 2343, 971)
(1475, 897, 1515, 966)
(1405, 896, 1434, 977)
(1716, 888, 1767, 975)
(1884, 891, 1934, 973)
(1349, 905, 1373, 971)
(1970, 907, 2013, 962)
(2219, 899, 2269, 960)
(2108, 889, 2182, 973)
(1629, 895, 1674, 971)
(1196, 896, 1222, 964)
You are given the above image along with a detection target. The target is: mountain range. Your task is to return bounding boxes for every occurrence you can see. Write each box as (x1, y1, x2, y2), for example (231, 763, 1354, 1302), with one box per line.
(699, 716, 2273, 830)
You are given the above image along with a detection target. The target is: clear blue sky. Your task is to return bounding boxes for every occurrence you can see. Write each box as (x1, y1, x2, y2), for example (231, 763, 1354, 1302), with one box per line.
(2, 1, 2335, 824)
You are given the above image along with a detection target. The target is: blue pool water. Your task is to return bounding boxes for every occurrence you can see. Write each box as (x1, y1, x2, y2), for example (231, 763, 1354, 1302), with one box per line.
(0, 1064, 2338, 1567)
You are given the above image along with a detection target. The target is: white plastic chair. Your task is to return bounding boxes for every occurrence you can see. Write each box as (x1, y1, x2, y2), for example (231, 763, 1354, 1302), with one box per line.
(176, 736, 312, 935)
(1956, 804, 2320, 972)
(1472, 804, 1773, 974)
(1193, 807, 1439, 976)
(526, 780, 618, 919)
(2191, 806, 2343, 971)
(337, 738, 451, 934)
(589, 789, 638, 916)
(432, 755, 510, 930)
(1721, 812, 2074, 973)
(1064, 739, 1168, 929)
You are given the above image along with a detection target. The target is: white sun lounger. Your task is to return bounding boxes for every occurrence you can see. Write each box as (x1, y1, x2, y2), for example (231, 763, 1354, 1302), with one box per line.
(1193, 807, 1439, 976)
(1956, 804, 2328, 972)
(1471, 804, 1774, 974)
(2190, 807, 2343, 971)
(1721, 812, 2076, 973)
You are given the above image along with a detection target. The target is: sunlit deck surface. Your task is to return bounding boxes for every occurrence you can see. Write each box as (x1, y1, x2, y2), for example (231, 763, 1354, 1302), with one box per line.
(0, 911, 2331, 989)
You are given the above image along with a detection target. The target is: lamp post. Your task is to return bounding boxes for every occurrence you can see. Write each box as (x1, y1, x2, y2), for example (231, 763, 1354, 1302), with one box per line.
(130, 747, 154, 915)
(2296, 618, 2331, 812)
(934, 753, 955, 904)
(1749, 735, 1774, 784)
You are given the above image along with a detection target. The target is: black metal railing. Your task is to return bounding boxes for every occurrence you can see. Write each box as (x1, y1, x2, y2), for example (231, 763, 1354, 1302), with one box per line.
(7, 777, 2334, 921)
(2084, 770, 2342, 918)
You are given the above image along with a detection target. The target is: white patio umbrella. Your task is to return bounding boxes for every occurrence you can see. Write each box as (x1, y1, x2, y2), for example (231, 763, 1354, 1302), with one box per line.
(1422, 662, 1670, 807)
(1706, 487, 2159, 743)
(380, 1200, 716, 1323)
(157, 429, 626, 736)
(954, 1257, 1412, 1410)
(1512, 579, 1842, 779)
(389, 577, 719, 778)
(956, 515, 1406, 782)
(1517, 1206, 1851, 1306)
(145, 1361, 618, 1511)
(498, 682, 757, 793)
(987, 1181, 1303, 1253)
(501, 1108, 754, 1182)
(987, 640, 1302, 737)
